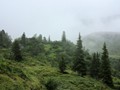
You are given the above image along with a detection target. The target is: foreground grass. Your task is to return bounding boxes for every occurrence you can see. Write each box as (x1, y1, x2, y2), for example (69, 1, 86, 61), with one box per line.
(0, 56, 113, 90)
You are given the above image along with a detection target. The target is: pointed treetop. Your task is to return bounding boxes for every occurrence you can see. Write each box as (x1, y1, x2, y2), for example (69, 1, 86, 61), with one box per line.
(1, 29, 5, 34)
(102, 42, 108, 54)
(48, 35, 51, 42)
(22, 32, 26, 37)
(62, 31, 66, 42)
(77, 33, 83, 49)
(103, 42, 106, 48)
(79, 33, 81, 40)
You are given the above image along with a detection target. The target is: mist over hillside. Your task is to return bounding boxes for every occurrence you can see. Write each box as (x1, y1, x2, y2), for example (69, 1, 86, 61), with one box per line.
(83, 32, 120, 56)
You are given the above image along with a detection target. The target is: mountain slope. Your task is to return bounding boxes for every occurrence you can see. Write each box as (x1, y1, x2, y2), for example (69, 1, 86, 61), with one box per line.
(83, 32, 120, 57)
(0, 55, 111, 90)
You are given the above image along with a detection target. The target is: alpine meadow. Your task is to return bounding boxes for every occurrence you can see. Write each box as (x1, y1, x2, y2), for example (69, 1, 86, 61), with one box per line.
(0, 0, 120, 90)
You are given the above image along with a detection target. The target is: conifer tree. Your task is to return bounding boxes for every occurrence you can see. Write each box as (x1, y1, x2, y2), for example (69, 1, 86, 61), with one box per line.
(90, 53, 100, 79)
(0, 30, 11, 48)
(12, 40, 23, 61)
(59, 56, 66, 73)
(38, 34, 42, 42)
(43, 37, 47, 43)
(73, 33, 86, 76)
(48, 35, 51, 42)
(21, 32, 26, 46)
(101, 43, 113, 87)
(62, 31, 66, 42)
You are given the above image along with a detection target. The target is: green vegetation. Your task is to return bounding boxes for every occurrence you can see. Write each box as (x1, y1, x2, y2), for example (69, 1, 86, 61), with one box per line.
(73, 34, 87, 76)
(59, 55, 66, 73)
(12, 40, 23, 61)
(101, 43, 113, 87)
(0, 30, 120, 90)
(0, 56, 111, 90)
(90, 53, 100, 79)
(0, 30, 11, 48)
(61, 31, 66, 42)
(45, 79, 58, 90)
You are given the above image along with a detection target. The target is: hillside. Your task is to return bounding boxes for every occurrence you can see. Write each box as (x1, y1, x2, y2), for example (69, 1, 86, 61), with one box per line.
(0, 55, 111, 90)
(0, 30, 120, 90)
(83, 32, 120, 57)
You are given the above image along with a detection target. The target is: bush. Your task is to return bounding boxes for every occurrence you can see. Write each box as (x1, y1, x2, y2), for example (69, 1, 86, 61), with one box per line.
(45, 79, 58, 90)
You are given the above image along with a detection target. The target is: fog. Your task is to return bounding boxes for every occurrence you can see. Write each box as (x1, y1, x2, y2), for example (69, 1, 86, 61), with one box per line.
(0, 0, 120, 41)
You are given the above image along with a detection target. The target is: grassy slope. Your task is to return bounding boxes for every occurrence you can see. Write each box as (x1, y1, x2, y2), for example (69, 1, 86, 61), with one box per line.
(0, 56, 112, 90)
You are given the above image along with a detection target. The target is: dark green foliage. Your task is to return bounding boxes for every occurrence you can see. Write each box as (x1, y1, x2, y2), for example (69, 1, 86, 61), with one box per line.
(0, 30, 11, 48)
(43, 37, 47, 43)
(100, 43, 113, 87)
(84, 49, 92, 74)
(22, 36, 44, 56)
(45, 79, 58, 90)
(46, 40, 75, 68)
(59, 56, 66, 73)
(37, 34, 43, 42)
(48, 36, 51, 42)
(61, 31, 66, 42)
(116, 59, 120, 72)
(21, 32, 26, 47)
(73, 33, 87, 76)
(0, 30, 117, 90)
(61, 40, 76, 66)
(90, 53, 100, 79)
(12, 40, 23, 61)
(110, 58, 120, 78)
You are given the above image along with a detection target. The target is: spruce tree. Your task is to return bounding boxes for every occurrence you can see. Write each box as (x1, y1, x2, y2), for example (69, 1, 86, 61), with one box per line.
(73, 33, 86, 76)
(90, 53, 100, 79)
(0, 30, 4, 47)
(59, 56, 66, 73)
(62, 31, 66, 42)
(101, 43, 113, 87)
(12, 40, 23, 61)
(48, 35, 51, 42)
(21, 32, 26, 46)
(38, 34, 42, 42)
(43, 37, 47, 43)
(0, 30, 11, 48)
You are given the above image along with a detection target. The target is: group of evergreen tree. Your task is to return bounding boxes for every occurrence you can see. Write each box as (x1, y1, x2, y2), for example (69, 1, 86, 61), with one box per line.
(71, 33, 113, 87)
(0, 29, 114, 88)
(89, 43, 113, 87)
(90, 52, 100, 79)
(0, 30, 11, 48)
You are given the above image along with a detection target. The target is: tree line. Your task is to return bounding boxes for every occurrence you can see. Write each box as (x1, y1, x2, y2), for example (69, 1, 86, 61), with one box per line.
(0, 29, 114, 88)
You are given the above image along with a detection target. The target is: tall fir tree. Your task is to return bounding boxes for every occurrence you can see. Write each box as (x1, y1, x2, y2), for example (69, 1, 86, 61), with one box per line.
(90, 53, 100, 79)
(48, 35, 51, 42)
(0, 30, 5, 47)
(59, 56, 66, 73)
(0, 30, 11, 48)
(62, 31, 66, 42)
(73, 33, 87, 76)
(101, 43, 113, 87)
(43, 37, 47, 43)
(12, 40, 23, 61)
(21, 32, 26, 46)
(38, 34, 42, 42)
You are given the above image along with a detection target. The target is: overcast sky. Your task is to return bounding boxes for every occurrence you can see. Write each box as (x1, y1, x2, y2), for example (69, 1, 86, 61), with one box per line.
(0, 0, 120, 41)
